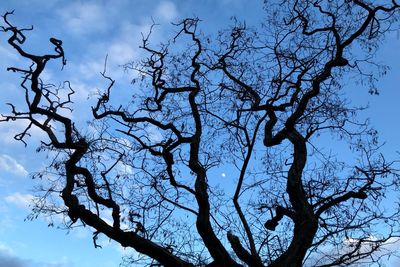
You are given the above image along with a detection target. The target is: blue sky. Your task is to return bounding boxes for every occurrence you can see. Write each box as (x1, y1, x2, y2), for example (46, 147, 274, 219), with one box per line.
(0, 1, 400, 266)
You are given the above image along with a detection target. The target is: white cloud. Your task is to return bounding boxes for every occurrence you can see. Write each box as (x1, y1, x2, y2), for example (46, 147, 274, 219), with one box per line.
(0, 242, 14, 255)
(0, 242, 72, 267)
(4, 192, 34, 209)
(108, 41, 137, 66)
(306, 236, 400, 266)
(117, 162, 134, 176)
(73, 60, 104, 80)
(0, 246, 24, 267)
(0, 120, 46, 145)
(0, 43, 20, 63)
(103, 21, 148, 71)
(0, 154, 28, 177)
(155, 1, 178, 22)
(65, 21, 145, 81)
(221, 172, 226, 177)
(59, 3, 108, 36)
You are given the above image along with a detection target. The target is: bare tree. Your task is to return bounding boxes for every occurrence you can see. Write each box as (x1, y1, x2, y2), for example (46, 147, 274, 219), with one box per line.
(2, 1, 400, 266)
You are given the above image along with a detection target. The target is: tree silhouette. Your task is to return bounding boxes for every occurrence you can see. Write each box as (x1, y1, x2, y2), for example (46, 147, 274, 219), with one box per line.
(2, 1, 400, 266)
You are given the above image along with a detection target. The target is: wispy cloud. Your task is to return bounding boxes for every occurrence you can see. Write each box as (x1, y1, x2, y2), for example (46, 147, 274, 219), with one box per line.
(4, 192, 34, 209)
(0, 43, 20, 63)
(0, 242, 72, 267)
(306, 236, 400, 266)
(0, 119, 46, 146)
(0, 154, 28, 177)
(155, 1, 178, 22)
(0, 246, 23, 267)
(58, 2, 108, 36)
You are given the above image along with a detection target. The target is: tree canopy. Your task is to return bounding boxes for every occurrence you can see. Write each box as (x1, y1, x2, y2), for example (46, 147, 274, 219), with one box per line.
(2, 1, 400, 266)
